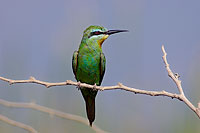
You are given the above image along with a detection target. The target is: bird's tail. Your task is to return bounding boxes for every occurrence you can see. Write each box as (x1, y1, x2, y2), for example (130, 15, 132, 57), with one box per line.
(81, 88, 97, 126)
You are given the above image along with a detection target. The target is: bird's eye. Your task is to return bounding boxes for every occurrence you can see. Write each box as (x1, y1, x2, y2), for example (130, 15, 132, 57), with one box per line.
(88, 31, 103, 38)
(93, 31, 101, 35)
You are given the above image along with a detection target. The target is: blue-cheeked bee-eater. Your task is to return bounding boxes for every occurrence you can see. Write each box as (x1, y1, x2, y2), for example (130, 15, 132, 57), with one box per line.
(72, 25, 128, 126)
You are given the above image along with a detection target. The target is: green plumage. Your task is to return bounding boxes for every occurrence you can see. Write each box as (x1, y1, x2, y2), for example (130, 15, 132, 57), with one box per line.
(72, 26, 106, 126)
(72, 25, 127, 126)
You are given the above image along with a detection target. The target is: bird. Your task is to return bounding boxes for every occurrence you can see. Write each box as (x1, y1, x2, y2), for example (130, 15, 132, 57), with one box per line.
(72, 25, 128, 126)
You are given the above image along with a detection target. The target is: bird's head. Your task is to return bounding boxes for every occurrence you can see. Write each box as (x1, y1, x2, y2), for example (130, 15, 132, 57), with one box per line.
(83, 25, 128, 48)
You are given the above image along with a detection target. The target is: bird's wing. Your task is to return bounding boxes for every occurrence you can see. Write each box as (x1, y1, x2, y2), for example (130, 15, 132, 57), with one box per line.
(99, 52, 106, 85)
(72, 51, 79, 78)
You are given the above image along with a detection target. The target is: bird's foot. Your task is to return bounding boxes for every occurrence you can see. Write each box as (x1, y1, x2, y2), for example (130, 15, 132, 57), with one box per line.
(76, 81, 81, 90)
(93, 83, 97, 91)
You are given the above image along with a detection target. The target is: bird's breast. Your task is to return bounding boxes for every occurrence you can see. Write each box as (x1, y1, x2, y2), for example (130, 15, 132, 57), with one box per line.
(77, 53, 101, 84)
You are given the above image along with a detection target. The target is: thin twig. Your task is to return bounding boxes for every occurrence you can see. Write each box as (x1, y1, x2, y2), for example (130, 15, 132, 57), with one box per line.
(0, 99, 106, 133)
(161, 45, 184, 95)
(0, 114, 38, 133)
(161, 45, 200, 118)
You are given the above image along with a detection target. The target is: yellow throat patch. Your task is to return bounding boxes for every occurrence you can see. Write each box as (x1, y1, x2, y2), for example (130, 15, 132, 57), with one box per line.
(97, 35, 109, 48)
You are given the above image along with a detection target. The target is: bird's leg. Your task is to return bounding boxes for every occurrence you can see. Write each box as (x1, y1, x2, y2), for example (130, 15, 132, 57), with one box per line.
(76, 81, 81, 90)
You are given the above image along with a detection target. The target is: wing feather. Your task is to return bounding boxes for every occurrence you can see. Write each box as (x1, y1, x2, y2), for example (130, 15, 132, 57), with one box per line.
(99, 52, 106, 85)
(72, 51, 79, 78)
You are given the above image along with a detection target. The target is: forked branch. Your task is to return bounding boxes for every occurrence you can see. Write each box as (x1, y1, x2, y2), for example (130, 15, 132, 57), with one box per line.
(161, 45, 200, 118)
(0, 45, 199, 133)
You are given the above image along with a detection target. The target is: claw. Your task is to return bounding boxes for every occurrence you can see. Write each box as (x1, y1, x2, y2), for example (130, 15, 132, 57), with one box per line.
(93, 83, 97, 91)
(77, 81, 81, 90)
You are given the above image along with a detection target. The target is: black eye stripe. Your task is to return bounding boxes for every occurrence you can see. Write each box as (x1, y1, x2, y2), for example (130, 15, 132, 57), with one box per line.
(93, 31, 103, 35)
(88, 31, 104, 38)
(94, 31, 100, 35)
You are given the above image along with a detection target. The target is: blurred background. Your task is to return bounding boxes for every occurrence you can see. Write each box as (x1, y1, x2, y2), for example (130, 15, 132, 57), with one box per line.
(0, 0, 200, 132)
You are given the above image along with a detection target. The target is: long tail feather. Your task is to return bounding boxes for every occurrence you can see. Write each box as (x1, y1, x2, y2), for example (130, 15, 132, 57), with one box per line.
(81, 89, 97, 126)
(85, 96, 95, 126)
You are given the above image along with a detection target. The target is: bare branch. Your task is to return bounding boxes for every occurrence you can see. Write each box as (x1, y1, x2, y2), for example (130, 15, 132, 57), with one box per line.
(0, 45, 199, 132)
(0, 99, 106, 133)
(0, 77, 189, 101)
(161, 45, 184, 95)
(0, 76, 180, 99)
(161, 45, 200, 118)
(0, 114, 38, 133)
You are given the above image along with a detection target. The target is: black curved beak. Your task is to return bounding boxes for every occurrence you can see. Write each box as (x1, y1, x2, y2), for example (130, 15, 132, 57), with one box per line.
(105, 30, 129, 35)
